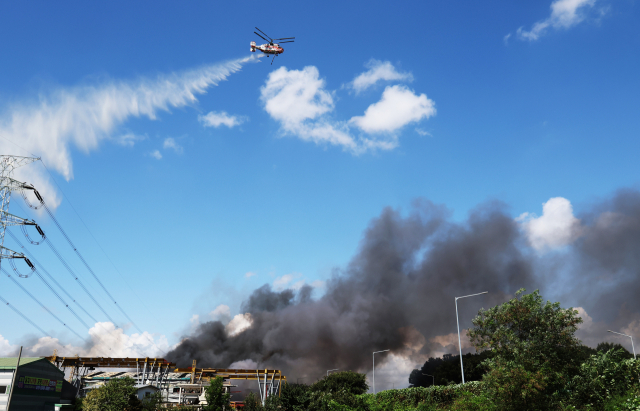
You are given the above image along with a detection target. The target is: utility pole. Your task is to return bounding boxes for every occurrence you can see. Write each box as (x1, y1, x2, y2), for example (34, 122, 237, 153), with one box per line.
(7, 346, 23, 410)
(0, 155, 41, 276)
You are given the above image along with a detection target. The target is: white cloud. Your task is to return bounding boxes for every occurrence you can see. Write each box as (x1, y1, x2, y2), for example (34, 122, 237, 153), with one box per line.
(517, 197, 582, 251)
(273, 273, 302, 290)
(226, 313, 252, 337)
(261, 66, 435, 154)
(350, 85, 436, 134)
(245, 271, 257, 278)
(261, 66, 334, 128)
(114, 132, 146, 147)
(0, 334, 17, 356)
(199, 111, 246, 128)
(503, 33, 512, 45)
(0, 55, 257, 207)
(349, 60, 413, 94)
(415, 128, 431, 137)
(150, 150, 162, 160)
(0, 322, 169, 358)
(516, 0, 597, 41)
(210, 304, 232, 323)
(163, 137, 183, 154)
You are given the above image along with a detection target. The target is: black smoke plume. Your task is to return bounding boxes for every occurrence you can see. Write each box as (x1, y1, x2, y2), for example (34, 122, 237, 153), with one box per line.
(167, 191, 640, 381)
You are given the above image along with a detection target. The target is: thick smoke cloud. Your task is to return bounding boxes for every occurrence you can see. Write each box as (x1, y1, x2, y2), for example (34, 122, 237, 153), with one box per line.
(167, 190, 640, 381)
(167, 199, 535, 378)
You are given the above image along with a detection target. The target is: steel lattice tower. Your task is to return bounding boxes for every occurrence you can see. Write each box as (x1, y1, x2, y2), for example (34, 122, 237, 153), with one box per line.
(0, 155, 40, 276)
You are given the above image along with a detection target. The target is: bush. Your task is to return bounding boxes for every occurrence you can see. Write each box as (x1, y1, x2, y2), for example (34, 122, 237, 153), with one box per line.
(81, 377, 142, 411)
(280, 383, 311, 411)
(568, 349, 640, 408)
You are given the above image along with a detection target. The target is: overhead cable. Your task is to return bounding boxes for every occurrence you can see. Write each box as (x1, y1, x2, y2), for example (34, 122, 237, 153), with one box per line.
(0, 268, 85, 341)
(44, 237, 118, 326)
(0, 293, 49, 337)
(8, 230, 98, 324)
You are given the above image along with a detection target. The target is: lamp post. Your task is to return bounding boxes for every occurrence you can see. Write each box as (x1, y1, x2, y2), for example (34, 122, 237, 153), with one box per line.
(373, 349, 389, 394)
(327, 369, 338, 377)
(455, 291, 488, 384)
(608, 330, 636, 359)
(422, 373, 434, 386)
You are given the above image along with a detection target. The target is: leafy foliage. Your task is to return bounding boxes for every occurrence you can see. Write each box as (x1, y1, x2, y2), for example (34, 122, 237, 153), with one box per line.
(243, 392, 262, 411)
(567, 348, 640, 407)
(203, 376, 230, 411)
(409, 351, 493, 386)
(307, 372, 370, 411)
(468, 289, 583, 375)
(280, 383, 311, 411)
(81, 377, 143, 411)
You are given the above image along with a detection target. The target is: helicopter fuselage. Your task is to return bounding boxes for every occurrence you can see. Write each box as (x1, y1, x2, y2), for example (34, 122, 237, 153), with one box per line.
(251, 41, 284, 55)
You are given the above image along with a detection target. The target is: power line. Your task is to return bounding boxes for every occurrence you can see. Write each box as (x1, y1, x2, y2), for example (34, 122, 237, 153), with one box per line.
(7, 229, 98, 324)
(0, 293, 49, 337)
(7, 228, 137, 351)
(44, 236, 118, 326)
(0, 267, 85, 341)
(38, 160, 153, 332)
(39, 194, 142, 331)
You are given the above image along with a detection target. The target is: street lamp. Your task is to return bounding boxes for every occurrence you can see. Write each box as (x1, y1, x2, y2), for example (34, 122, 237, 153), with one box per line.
(373, 349, 389, 394)
(422, 373, 434, 386)
(608, 330, 636, 359)
(327, 369, 338, 377)
(455, 291, 488, 384)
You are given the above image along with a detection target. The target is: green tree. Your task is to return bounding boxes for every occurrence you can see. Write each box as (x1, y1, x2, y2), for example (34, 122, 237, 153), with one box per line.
(568, 348, 640, 407)
(141, 391, 163, 410)
(307, 371, 369, 411)
(202, 376, 230, 411)
(280, 383, 311, 411)
(243, 392, 262, 411)
(467, 289, 584, 409)
(310, 371, 368, 395)
(81, 377, 143, 411)
(598, 342, 634, 359)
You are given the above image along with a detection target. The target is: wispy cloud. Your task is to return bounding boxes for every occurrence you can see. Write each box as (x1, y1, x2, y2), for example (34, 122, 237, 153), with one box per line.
(199, 111, 246, 128)
(348, 60, 413, 94)
(0, 55, 257, 206)
(150, 150, 162, 160)
(515, 0, 599, 41)
(163, 137, 183, 154)
(114, 132, 146, 147)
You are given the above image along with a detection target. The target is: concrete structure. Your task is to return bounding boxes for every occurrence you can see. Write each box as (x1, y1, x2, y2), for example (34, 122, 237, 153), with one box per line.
(0, 357, 73, 411)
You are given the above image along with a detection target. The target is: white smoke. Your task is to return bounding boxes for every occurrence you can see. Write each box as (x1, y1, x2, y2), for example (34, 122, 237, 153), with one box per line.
(1, 55, 258, 207)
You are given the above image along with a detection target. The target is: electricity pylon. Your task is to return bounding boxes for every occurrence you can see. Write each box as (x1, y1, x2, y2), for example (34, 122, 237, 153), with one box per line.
(0, 155, 41, 277)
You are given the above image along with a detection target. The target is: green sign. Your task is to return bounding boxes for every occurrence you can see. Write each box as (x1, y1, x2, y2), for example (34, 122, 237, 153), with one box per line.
(17, 375, 62, 392)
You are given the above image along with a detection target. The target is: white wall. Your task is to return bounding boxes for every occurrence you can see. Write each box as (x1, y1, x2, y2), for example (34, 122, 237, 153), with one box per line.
(0, 370, 15, 411)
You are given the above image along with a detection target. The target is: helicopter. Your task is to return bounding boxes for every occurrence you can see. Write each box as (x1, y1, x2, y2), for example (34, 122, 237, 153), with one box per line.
(251, 27, 295, 65)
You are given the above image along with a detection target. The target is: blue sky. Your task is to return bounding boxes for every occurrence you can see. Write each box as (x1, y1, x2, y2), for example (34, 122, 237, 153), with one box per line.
(0, 0, 639, 386)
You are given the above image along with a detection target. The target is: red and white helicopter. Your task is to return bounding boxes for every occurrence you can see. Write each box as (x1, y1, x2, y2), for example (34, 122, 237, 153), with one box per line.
(250, 27, 295, 65)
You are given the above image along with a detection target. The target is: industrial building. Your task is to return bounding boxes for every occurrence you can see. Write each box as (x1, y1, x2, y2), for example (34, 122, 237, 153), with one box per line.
(0, 357, 74, 411)
(46, 355, 287, 409)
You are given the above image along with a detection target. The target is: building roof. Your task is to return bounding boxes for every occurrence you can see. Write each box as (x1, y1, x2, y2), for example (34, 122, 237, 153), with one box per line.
(0, 357, 46, 368)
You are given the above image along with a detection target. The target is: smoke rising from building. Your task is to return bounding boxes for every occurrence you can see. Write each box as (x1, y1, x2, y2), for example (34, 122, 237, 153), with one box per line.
(167, 189, 640, 380)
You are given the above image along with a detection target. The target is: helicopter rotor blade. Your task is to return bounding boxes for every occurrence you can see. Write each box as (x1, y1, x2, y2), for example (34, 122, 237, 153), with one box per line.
(273, 37, 295, 40)
(277, 41, 295, 43)
(255, 27, 273, 41)
(254, 32, 269, 42)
